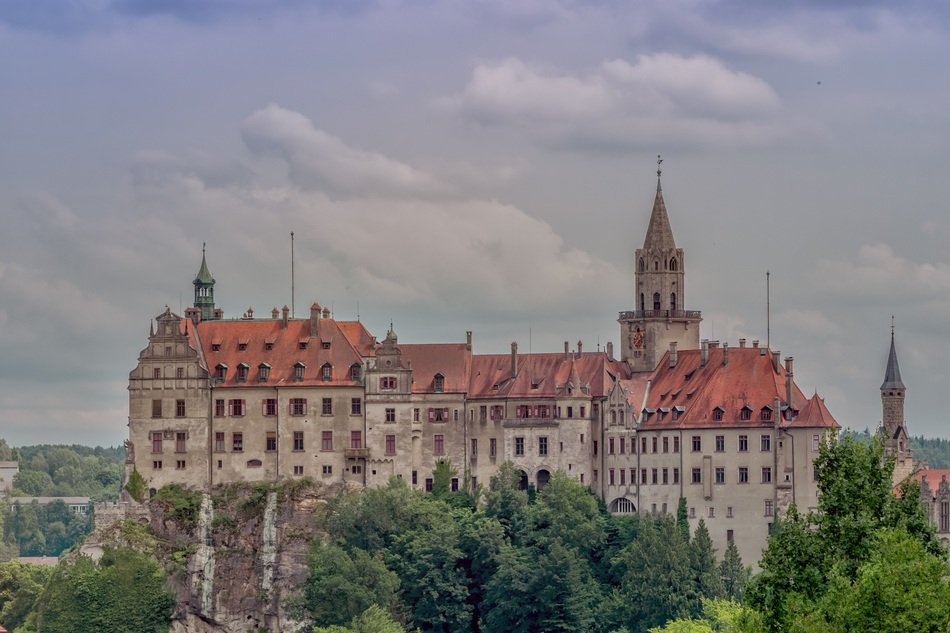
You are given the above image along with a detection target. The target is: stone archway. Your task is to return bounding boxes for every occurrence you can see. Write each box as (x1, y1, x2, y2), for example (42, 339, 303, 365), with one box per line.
(518, 470, 529, 491)
(536, 469, 551, 489)
(609, 498, 636, 514)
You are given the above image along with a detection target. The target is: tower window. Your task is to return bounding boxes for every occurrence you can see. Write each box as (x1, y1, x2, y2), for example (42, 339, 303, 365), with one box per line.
(654, 260, 659, 271)
(670, 293, 677, 311)
(638, 258, 644, 272)
(670, 258, 677, 271)
(653, 293, 661, 310)
(640, 293, 645, 311)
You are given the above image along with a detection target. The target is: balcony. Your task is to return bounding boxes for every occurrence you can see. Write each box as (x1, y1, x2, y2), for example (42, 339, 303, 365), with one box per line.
(618, 310, 702, 321)
(344, 447, 370, 459)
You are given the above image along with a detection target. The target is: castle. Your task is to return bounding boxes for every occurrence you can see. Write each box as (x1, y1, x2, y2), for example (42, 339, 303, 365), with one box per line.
(127, 171, 840, 565)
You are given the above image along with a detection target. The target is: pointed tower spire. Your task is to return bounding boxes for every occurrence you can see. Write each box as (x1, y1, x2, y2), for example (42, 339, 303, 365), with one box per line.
(643, 155, 676, 251)
(881, 317, 905, 390)
(193, 242, 217, 321)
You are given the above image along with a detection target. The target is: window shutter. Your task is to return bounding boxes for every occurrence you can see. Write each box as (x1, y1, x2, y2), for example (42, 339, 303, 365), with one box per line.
(228, 400, 234, 416)
(262, 400, 267, 415)
(428, 408, 434, 422)
(443, 408, 449, 420)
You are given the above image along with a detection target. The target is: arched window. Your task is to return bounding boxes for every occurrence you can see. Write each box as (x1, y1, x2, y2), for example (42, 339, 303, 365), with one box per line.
(640, 293, 645, 311)
(670, 293, 677, 311)
(654, 260, 659, 271)
(638, 258, 644, 272)
(670, 258, 677, 271)
(653, 293, 661, 310)
(611, 410, 617, 424)
(433, 373, 445, 393)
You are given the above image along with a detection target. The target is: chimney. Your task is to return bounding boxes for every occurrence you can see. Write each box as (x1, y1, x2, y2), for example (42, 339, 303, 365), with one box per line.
(739, 338, 746, 348)
(282, 305, 289, 329)
(511, 341, 519, 377)
(722, 342, 729, 366)
(310, 303, 321, 337)
(272, 307, 279, 320)
(246, 306, 254, 319)
(577, 340, 583, 358)
(701, 340, 709, 367)
(785, 357, 794, 409)
(606, 341, 614, 361)
(213, 308, 224, 320)
(322, 307, 330, 319)
(771, 350, 780, 373)
(669, 341, 678, 368)
(185, 307, 201, 325)
(709, 340, 720, 349)
(466, 331, 472, 351)
(564, 341, 570, 359)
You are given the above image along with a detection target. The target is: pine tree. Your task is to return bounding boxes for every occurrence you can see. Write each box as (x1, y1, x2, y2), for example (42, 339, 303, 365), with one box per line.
(719, 539, 749, 601)
(690, 519, 724, 607)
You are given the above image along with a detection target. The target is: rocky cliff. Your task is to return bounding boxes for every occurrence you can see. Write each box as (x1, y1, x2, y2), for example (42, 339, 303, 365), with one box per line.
(83, 480, 354, 633)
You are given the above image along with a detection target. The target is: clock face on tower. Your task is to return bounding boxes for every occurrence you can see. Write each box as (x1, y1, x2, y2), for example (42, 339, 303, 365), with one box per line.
(633, 330, 644, 349)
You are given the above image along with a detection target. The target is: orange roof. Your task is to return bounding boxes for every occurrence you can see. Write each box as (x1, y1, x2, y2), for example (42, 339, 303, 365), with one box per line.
(639, 347, 838, 430)
(191, 317, 365, 387)
(337, 321, 377, 357)
(469, 352, 629, 399)
(914, 468, 950, 498)
(399, 343, 472, 394)
(619, 376, 651, 410)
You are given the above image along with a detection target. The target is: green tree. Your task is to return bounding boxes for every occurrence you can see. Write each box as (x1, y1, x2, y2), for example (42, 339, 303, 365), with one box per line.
(304, 542, 400, 627)
(312, 604, 407, 633)
(718, 540, 748, 602)
(528, 471, 605, 558)
(648, 599, 765, 633)
(483, 462, 530, 543)
(0, 560, 53, 631)
(12, 471, 54, 496)
(689, 520, 724, 603)
(431, 459, 456, 499)
(125, 467, 147, 503)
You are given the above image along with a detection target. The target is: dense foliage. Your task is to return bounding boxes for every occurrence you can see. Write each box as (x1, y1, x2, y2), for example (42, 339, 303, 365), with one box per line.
(1, 499, 91, 557)
(310, 462, 744, 633)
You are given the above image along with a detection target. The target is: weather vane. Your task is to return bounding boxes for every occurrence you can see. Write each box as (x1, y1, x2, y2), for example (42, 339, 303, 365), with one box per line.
(657, 154, 663, 178)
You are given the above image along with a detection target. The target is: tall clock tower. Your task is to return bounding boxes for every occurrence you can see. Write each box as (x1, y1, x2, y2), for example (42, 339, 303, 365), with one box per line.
(619, 160, 702, 372)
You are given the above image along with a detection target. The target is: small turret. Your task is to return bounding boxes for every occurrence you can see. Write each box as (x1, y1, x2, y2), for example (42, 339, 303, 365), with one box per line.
(193, 243, 217, 321)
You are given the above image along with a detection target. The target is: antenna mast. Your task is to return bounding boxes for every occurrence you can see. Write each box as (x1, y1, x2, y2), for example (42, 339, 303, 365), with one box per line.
(766, 271, 771, 351)
(290, 231, 295, 318)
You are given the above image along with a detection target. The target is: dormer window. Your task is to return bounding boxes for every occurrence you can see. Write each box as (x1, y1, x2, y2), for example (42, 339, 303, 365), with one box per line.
(258, 363, 270, 382)
(211, 343, 221, 352)
(265, 343, 274, 351)
(238, 343, 247, 351)
(712, 407, 724, 421)
(761, 406, 773, 422)
(672, 406, 684, 421)
(433, 373, 444, 393)
(215, 364, 228, 381)
(299, 341, 308, 350)
(322, 342, 330, 350)
(321, 363, 332, 381)
(350, 364, 362, 381)
(293, 362, 306, 382)
(236, 363, 249, 383)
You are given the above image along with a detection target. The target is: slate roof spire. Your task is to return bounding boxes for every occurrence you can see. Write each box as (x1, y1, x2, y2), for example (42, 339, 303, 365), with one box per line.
(881, 318, 905, 390)
(194, 242, 214, 285)
(643, 155, 677, 251)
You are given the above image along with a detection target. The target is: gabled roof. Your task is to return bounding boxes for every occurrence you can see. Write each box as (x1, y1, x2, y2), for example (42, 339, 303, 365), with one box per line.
(398, 343, 472, 394)
(468, 352, 629, 399)
(914, 468, 950, 499)
(639, 347, 838, 430)
(192, 317, 366, 387)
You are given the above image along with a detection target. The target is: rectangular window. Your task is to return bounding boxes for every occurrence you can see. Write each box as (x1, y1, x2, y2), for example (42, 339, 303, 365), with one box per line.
(692, 435, 702, 452)
(214, 432, 225, 453)
(620, 469, 626, 485)
(321, 431, 333, 451)
(229, 399, 245, 417)
(515, 437, 525, 456)
(322, 398, 332, 415)
(425, 478, 433, 492)
(537, 436, 548, 456)
(567, 406, 573, 418)
(609, 438, 615, 454)
(761, 467, 772, 483)
(663, 436, 669, 453)
(414, 408, 420, 422)
(609, 469, 615, 486)
(258, 365, 269, 382)
(215, 399, 225, 417)
(351, 398, 362, 415)
(727, 506, 733, 518)
(322, 364, 332, 381)
(715, 435, 724, 452)
(175, 432, 186, 453)
(232, 432, 243, 452)
(451, 478, 459, 492)
(489, 438, 497, 459)
(620, 438, 626, 454)
(662, 467, 669, 484)
(673, 467, 680, 484)
(652, 436, 658, 453)
(652, 468, 658, 484)
(236, 365, 248, 382)
(580, 406, 586, 418)
(761, 434, 772, 452)
(673, 436, 680, 453)
(385, 435, 396, 456)
(293, 431, 304, 452)
(175, 399, 185, 418)
(294, 364, 305, 381)
(153, 460, 162, 469)
(151, 399, 162, 418)
(813, 433, 821, 451)
(692, 468, 702, 484)
(153, 367, 161, 379)
(380, 376, 396, 390)
(715, 467, 725, 484)
(151, 432, 162, 454)
(739, 467, 749, 483)
(765, 500, 774, 517)
(428, 407, 449, 423)
(709, 507, 715, 518)
(941, 501, 950, 533)
(263, 398, 278, 416)
(479, 405, 487, 421)
(454, 409, 459, 422)
(322, 465, 332, 476)
(385, 408, 396, 423)
(471, 438, 478, 456)
(293, 465, 304, 476)
(290, 398, 307, 416)
(593, 440, 598, 455)
(727, 529, 734, 542)
(641, 468, 648, 484)
(738, 435, 749, 452)
(641, 437, 647, 453)
(176, 460, 186, 470)
(351, 431, 362, 449)
(266, 432, 277, 452)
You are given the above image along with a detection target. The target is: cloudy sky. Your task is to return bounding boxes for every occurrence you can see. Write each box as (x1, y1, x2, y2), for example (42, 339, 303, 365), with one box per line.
(2, 0, 949, 446)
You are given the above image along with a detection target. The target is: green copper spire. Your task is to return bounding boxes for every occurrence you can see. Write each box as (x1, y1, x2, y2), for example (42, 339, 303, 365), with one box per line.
(193, 243, 216, 320)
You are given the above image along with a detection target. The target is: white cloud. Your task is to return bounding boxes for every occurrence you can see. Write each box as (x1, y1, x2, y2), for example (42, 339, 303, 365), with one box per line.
(241, 104, 450, 199)
(441, 54, 788, 149)
(818, 243, 950, 299)
(775, 308, 840, 337)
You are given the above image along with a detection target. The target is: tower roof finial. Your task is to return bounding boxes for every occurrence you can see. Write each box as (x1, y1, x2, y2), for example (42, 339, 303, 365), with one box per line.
(882, 318, 905, 390)
(642, 155, 676, 251)
(194, 243, 214, 285)
(656, 154, 663, 192)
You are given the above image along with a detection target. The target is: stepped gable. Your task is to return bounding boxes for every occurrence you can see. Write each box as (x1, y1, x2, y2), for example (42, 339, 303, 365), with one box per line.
(913, 468, 950, 498)
(398, 343, 473, 393)
(468, 352, 627, 399)
(639, 346, 837, 429)
(192, 317, 365, 387)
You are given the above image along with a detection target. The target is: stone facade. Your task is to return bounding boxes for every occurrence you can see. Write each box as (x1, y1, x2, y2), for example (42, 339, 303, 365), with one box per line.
(126, 177, 840, 565)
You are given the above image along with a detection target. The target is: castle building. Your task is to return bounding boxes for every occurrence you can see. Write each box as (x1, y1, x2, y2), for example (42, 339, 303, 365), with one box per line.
(127, 172, 839, 565)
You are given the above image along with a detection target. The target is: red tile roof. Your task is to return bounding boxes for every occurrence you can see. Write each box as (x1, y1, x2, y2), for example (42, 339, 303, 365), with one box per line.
(639, 347, 838, 430)
(190, 318, 366, 387)
(398, 343, 472, 394)
(468, 352, 629, 399)
(914, 468, 950, 498)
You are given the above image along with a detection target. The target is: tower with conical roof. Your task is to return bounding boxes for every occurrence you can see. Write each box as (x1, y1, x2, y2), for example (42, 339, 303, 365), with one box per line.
(881, 320, 913, 480)
(619, 158, 701, 371)
(193, 243, 217, 321)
